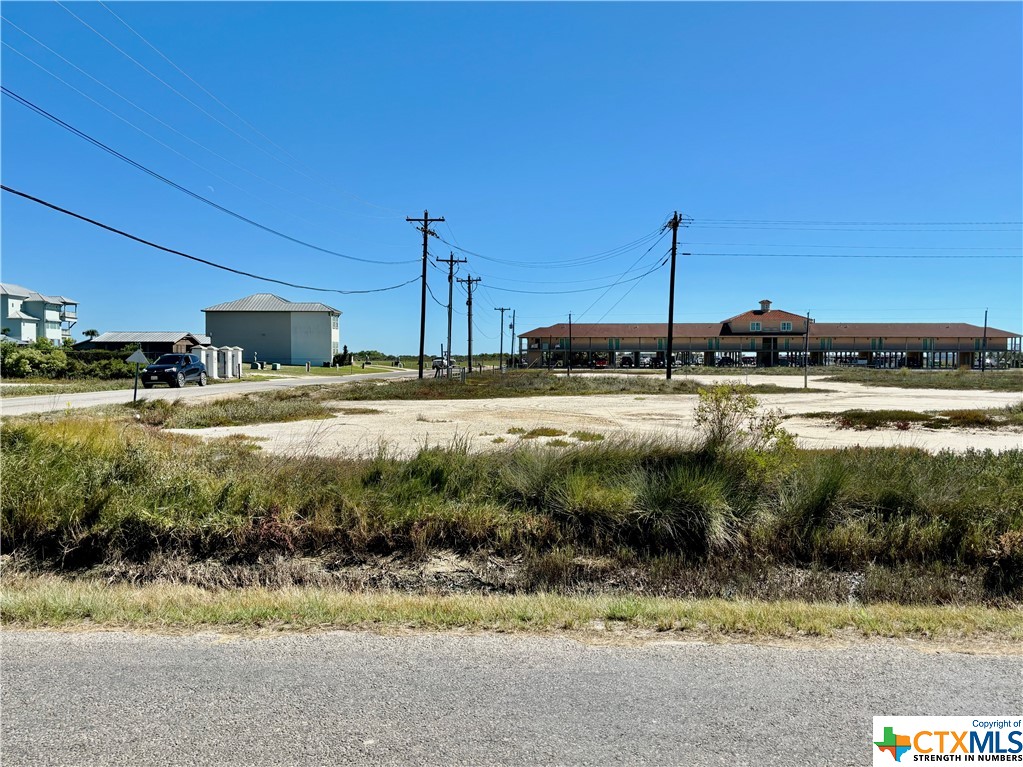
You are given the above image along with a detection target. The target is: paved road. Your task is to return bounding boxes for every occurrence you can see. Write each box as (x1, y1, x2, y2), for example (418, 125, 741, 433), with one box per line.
(0, 369, 415, 416)
(2, 631, 1018, 766)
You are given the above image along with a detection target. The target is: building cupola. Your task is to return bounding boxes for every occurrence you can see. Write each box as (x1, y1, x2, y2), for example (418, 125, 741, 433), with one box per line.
(759, 299, 772, 313)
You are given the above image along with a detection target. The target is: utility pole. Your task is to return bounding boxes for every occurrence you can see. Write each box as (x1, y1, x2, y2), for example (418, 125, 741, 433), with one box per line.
(664, 212, 691, 380)
(666, 212, 680, 380)
(982, 308, 989, 373)
(803, 310, 811, 389)
(457, 274, 481, 373)
(509, 309, 516, 368)
(494, 307, 510, 372)
(406, 209, 445, 380)
(436, 252, 467, 376)
(567, 312, 573, 377)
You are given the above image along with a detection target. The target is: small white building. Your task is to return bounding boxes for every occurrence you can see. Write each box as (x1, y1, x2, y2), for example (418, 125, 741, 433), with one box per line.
(203, 293, 341, 365)
(0, 282, 78, 344)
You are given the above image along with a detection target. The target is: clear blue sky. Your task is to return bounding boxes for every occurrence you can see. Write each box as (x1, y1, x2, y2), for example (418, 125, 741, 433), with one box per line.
(2, 1, 1021, 354)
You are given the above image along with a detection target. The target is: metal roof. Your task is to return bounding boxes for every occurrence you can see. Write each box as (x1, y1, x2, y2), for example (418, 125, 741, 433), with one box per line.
(203, 293, 341, 314)
(90, 331, 211, 344)
(811, 323, 1018, 339)
(0, 283, 31, 297)
(521, 323, 725, 338)
(522, 322, 1019, 339)
(0, 283, 77, 304)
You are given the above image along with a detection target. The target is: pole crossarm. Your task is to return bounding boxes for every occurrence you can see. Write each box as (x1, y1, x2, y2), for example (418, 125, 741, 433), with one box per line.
(457, 274, 481, 373)
(406, 210, 445, 380)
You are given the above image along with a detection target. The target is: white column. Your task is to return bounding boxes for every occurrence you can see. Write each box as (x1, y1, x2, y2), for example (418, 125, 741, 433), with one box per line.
(205, 346, 219, 379)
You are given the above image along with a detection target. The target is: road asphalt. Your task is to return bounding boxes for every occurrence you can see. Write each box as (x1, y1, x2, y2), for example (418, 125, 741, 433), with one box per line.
(0, 368, 414, 416)
(2, 630, 1018, 766)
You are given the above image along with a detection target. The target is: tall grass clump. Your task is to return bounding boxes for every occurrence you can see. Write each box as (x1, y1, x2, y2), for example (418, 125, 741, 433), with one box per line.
(775, 454, 847, 560)
(632, 464, 736, 558)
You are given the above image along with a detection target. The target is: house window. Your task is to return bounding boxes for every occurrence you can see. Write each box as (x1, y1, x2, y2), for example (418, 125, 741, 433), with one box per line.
(922, 339, 934, 351)
(707, 339, 720, 350)
(780, 322, 792, 332)
(870, 338, 884, 351)
(656, 338, 665, 350)
(783, 339, 790, 350)
(558, 337, 568, 349)
(45, 321, 60, 331)
(608, 338, 620, 350)
(331, 315, 339, 330)
(750, 322, 761, 331)
(331, 342, 339, 356)
(819, 338, 832, 351)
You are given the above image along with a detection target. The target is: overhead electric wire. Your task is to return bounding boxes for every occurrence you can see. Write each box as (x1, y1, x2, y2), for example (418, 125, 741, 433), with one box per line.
(1, 185, 420, 295)
(596, 255, 671, 323)
(435, 226, 666, 268)
(1, 87, 416, 265)
(483, 257, 672, 295)
(688, 224, 1020, 233)
(683, 240, 1020, 251)
(95, 0, 402, 217)
(576, 231, 673, 321)
(693, 217, 1022, 226)
(686, 251, 1019, 259)
(0, 36, 345, 233)
(54, 1, 393, 221)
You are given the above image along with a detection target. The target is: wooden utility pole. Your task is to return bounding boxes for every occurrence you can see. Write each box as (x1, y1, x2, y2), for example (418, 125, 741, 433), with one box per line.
(457, 274, 481, 373)
(436, 252, 466, 376)
(567, 312, 573, 377)
(664, 212, 691, 380)
(509, 309, 517, 368)
(803, 310, 811, 389)
(495, 307, 511, 372)
(406, 210, 445, 379)
(666, 212, 680, 380)
(982, 308, 989, 373)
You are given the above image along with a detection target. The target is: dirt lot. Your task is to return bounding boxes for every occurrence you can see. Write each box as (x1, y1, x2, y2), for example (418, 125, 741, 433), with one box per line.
(171, 374, 1023, 457)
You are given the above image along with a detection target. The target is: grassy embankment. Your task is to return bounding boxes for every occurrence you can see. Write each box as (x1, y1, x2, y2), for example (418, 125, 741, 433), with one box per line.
(3, 378, 1020, 636)
(4, 574, 1019, 642)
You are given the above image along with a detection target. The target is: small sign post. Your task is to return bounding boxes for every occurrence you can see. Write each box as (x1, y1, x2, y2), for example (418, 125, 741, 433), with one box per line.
(126, 349, 150, 402)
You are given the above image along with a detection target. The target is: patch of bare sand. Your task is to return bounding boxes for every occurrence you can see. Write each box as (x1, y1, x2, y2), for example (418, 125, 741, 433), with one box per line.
(169, 376, 1022, 457)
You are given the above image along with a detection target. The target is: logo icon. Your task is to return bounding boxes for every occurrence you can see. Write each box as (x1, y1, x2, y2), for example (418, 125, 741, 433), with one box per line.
(874, 726, 912, 762)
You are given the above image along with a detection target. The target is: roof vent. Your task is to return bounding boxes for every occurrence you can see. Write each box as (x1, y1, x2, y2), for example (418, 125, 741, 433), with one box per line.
(759, 299, 772, 313)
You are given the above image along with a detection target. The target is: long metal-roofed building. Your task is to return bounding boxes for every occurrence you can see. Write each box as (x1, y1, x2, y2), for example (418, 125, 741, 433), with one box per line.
(519, 300, 1021, 369)
(203, 293, 341, 365)
(74, 331, 212, 356)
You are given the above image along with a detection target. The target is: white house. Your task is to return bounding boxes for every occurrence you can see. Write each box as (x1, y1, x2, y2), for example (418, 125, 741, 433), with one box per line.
(203, 293, 341, 365)
(0, 282, 78, 344)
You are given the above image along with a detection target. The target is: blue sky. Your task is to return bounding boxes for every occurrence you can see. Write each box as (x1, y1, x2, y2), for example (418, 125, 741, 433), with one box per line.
(2, 1, 1020, 354)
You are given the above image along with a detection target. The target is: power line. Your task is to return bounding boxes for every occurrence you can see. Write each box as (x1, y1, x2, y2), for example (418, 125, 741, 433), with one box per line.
(483, 258, 678, 295)
(686, 251, 1019, 259)
(435, 226, 666, 268)
(54, 0, 394, 221)
(95, 1, 402, 217)
(683, 240, 1020, 252)
(693, 217, 1022, 226)
(1, 87, 415, 266)
(0, 38, 337, 229)
(1, 185, 419, 295)
(688, 224, 1020, 233)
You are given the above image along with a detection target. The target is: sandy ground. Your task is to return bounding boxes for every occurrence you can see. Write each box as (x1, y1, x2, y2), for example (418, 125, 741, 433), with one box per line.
(171, 374, 1023, 457)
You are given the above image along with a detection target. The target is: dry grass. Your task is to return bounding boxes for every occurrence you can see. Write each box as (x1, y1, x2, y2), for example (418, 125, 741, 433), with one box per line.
(3, 575, 1020, 641)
